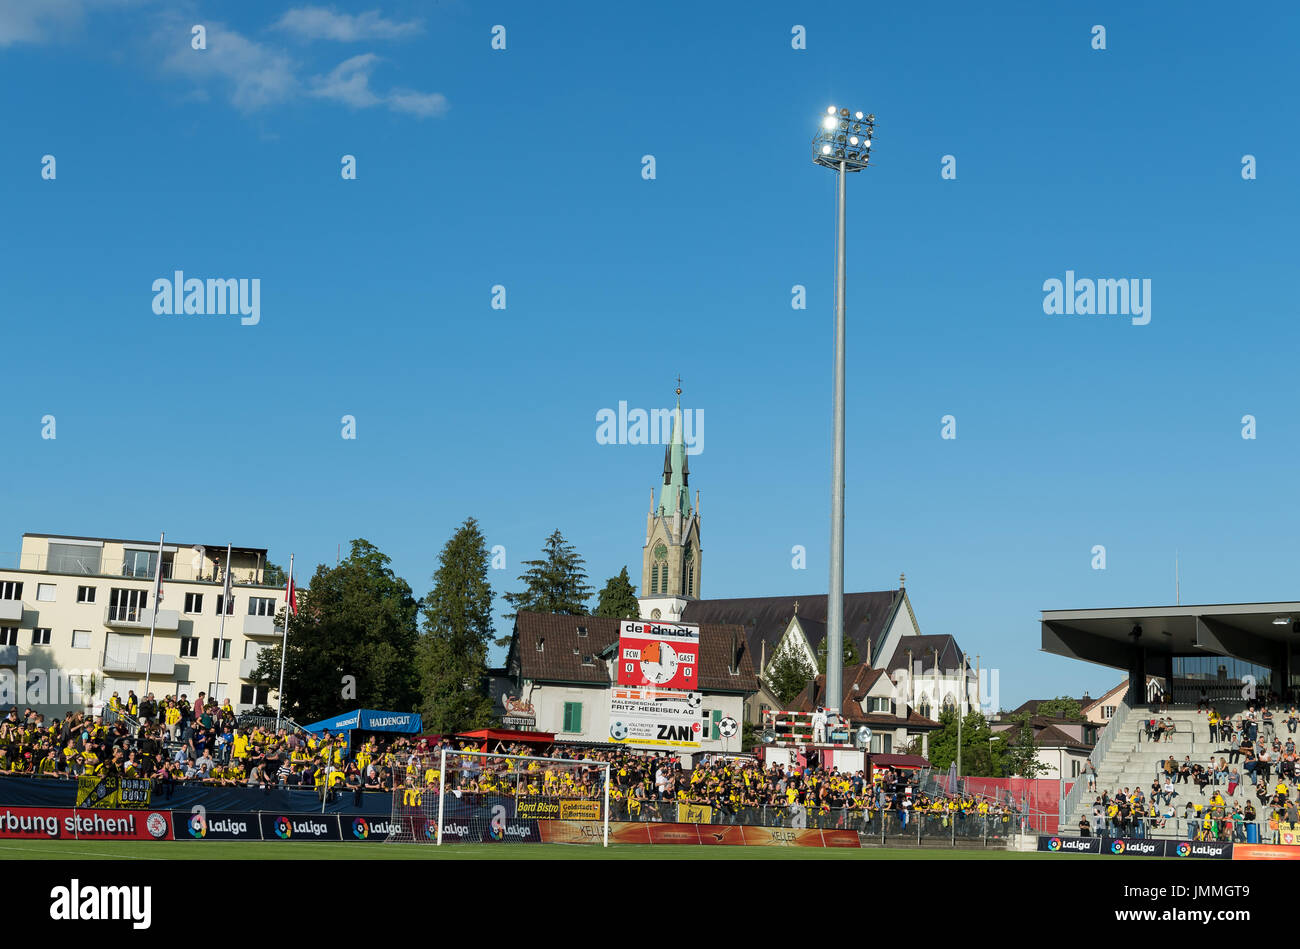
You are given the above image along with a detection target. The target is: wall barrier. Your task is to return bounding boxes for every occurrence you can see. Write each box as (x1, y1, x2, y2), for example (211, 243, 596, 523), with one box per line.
(1036, 835, 1233, 858)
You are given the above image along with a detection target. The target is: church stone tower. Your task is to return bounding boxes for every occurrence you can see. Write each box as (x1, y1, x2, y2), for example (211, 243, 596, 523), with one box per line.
(638, 387, 701, 622)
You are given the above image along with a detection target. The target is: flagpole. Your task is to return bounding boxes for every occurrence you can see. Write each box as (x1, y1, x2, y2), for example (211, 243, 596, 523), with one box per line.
(277, 554, 293, 732)
(214, 544, 232, 707)
(144, 532, 165, 696)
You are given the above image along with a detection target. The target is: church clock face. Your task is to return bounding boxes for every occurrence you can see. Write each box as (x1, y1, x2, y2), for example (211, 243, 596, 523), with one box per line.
(639, 640, 679, 685)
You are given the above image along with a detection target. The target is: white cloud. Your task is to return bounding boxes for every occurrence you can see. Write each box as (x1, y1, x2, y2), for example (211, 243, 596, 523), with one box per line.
(274, 7, 421, 42)
(0, 0, 136, 48)
(311, 53, 447, 118)
(161, 21, 299, 111)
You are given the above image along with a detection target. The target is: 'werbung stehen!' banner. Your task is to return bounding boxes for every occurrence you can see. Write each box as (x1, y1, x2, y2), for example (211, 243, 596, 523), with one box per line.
(608, 686, 702, 748)
(616, 620, 700, 691)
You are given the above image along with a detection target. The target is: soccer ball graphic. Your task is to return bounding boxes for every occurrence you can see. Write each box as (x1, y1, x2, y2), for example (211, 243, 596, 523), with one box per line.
(685, 692, 702, 709)
(610, 721, 629, 741)
(717, 717, 739, 738)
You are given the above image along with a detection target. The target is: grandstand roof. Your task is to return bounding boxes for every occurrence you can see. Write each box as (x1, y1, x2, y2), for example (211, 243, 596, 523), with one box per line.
(1042, 601, 1300, 671)
(510, 612, 759, 694)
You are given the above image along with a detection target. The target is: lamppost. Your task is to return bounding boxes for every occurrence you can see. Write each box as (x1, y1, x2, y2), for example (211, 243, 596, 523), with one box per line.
(811, 105, 875, 716)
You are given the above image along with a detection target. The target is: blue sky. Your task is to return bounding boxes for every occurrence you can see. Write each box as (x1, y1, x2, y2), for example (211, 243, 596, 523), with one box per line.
(2, 0, 1297, 708)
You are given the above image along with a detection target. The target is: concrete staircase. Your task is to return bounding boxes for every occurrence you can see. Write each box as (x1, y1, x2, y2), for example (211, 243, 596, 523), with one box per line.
(1066, 706, 1262, 834)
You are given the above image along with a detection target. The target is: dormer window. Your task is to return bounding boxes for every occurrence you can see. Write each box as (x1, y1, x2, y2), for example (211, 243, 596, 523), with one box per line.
(535, 638, 544, 652)
(577, 625, 587, 638)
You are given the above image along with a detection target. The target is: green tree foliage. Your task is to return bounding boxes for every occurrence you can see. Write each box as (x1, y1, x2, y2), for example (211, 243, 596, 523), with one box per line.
(816, 635, 861, 674)
(1037, 696, 1085, 720)
(594, 566, 640, 619)
(500, 530, 593, 645)
(766, 645, 817, 706)
(253, 539, 420, 723)
(925, 707, 1007, 777)
(262, 561, 288, 589)
(416, 518, 497, 734)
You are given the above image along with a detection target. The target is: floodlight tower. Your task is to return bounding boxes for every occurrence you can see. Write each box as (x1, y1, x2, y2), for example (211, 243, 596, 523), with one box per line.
(812, 105, 875, 717)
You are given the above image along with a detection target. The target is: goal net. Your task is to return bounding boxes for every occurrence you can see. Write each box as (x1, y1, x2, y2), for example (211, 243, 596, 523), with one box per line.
(384, 749, 610, 846)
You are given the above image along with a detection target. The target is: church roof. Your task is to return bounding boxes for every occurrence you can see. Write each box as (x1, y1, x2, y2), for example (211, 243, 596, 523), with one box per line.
(680, 590, 901, 669)
(885, 633, 965, 674)
(511, 612, 759, 694)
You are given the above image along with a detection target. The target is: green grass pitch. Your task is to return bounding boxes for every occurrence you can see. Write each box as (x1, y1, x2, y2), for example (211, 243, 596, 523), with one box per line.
(0, 840, 1082, 860)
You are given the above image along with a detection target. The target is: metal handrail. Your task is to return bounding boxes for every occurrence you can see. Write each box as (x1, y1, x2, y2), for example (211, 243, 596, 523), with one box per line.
(1059, 688, 1134, 828)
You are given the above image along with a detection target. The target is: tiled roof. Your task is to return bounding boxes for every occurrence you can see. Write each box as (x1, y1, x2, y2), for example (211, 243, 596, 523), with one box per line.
(512, 612, 758, 694)
(886, 634, 965, 673)
(681, 590, 901, 669)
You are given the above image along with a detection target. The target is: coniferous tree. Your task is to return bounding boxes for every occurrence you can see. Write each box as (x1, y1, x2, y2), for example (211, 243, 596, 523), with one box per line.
(416, 517, 496, 733)
(594, 566, 640, 619)
(500, 530, 593, 645)
(765, 645, 817, 706)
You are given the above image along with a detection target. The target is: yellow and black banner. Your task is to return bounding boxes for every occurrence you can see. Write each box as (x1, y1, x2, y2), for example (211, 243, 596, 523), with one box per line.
(75, 774, 152, 809)
(558, 800, 601, 821)
(676, 802, 713, 824)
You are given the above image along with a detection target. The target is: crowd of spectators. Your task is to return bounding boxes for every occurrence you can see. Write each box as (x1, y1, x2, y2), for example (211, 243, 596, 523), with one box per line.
(430, 740, 1019, 831)
(1083, 702, 1300, 842)
(0, 693, 420, 795)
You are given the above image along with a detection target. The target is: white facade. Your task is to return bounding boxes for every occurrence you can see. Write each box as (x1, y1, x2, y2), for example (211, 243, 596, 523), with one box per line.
(0, 533, 284, 717)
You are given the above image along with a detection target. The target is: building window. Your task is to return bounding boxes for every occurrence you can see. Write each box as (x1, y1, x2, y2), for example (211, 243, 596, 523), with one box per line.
(108, 588, 148, 622)
(215, 595, 235, 616)
(184, 593, 203, 614)
(240, 684, 269, 707)
(47, 543, 102, 575)
(36, 583, 56, 602)
(76, 586, 96, 604)
(562, 702, 583, 733)
(870, 734, 893, 754)
(179, 637, 199, 658)
(0, 581, 22, 601)
(211, 639, 231, 660)
(207, 682, 230, 703)
(0, 628, 16, 646)
(684, 547, 695, 597)
(248, 597, 275, 617)
(121, 549, 158, 579)
(1102, 705, 1116, 719)
(32, 628, 51, 646)
(1071, 760, 1082, 777)
(72, 630, 91, 649)
(870, 697, 891, 714)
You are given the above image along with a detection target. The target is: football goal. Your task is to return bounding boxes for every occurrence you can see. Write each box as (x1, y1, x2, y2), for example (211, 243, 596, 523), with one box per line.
(384, 748, 611, 846)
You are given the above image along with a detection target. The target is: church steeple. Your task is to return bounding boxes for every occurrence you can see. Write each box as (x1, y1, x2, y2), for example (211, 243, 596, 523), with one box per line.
(639, 381, 702, 622)
(658, 386, 692, 518)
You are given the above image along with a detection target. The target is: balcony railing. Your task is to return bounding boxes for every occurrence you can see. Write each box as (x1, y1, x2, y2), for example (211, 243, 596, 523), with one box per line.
(0, 599, 23, 623)
(102, 652, 176, 676)
(104, 607, 180, 632)
(0, 551, 281, 588)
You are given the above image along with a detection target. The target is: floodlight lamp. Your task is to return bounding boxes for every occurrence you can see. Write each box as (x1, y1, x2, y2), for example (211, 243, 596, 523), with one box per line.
(827, 106, 837, 114)
(849, 136, 859, 145)
(823, 116, 836, 130)
(821, 144, 832, 155)
(834, 148, 845, 157)
(839, 108, 849, 117)
(836, 134, 846, 144)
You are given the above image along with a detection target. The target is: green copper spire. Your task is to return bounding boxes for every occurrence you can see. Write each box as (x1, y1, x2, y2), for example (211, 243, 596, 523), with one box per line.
(658, 385, 691, 517)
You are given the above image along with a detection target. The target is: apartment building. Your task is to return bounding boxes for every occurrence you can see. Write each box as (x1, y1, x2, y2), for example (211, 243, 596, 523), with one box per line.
(0, 532, 286, 717)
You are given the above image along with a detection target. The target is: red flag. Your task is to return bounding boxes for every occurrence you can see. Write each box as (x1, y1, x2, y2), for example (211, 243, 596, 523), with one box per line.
(285, 572, 297, 615)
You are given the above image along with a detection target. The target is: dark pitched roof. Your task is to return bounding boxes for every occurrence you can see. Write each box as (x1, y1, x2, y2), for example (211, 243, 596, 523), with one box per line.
(886, 633, 964, 673)
(512, 612, 759, 694)
(680, 590, 901, 669)
(789, 662, 885, 713)
(1007, 698, 1091, 718)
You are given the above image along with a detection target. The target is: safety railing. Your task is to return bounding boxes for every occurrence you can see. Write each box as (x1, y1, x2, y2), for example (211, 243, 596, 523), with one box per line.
(1059, 687, 1134, 828)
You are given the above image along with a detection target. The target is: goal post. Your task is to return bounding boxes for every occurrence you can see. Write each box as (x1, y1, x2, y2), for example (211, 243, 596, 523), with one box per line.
(385, 748, 611, 847)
